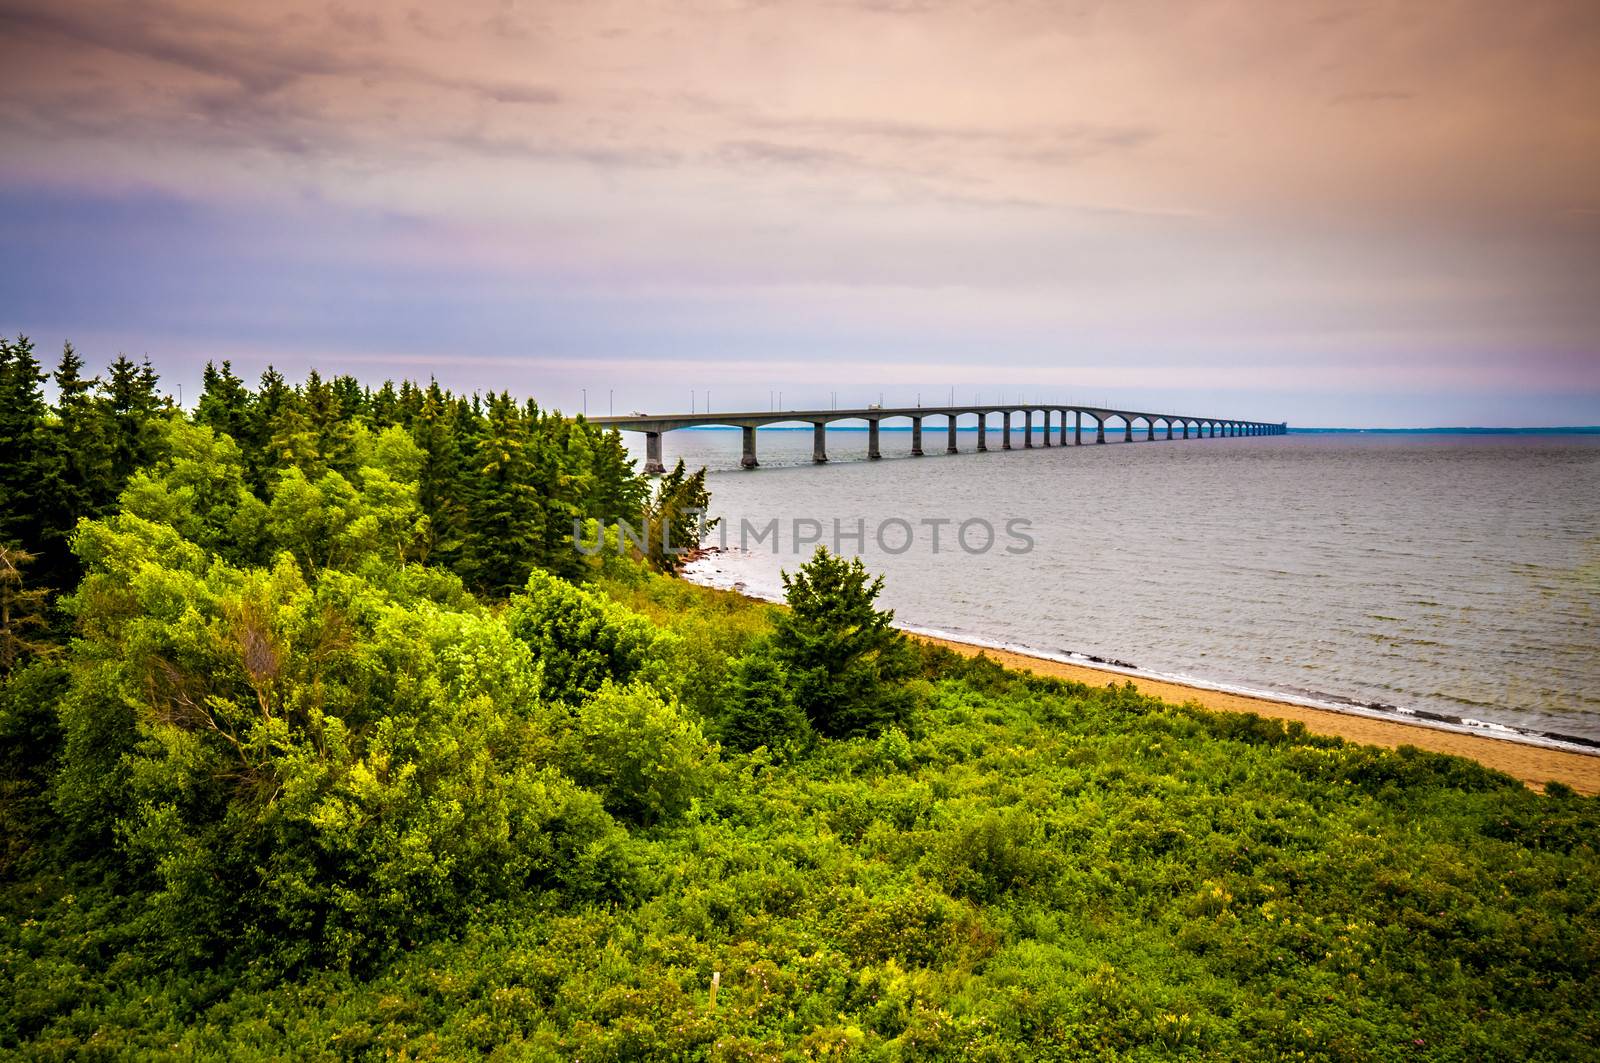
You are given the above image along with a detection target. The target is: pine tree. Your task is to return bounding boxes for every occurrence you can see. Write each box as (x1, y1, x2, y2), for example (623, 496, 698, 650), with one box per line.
(330, 374, 366, 420)
(244, 366, 289, 485)
(718, 646, 811, 754)
(370, 381, 400, 427)
(0, 544, 54, 677)
(590, 424, 647, 523)
(103, 354, 163, 485)
(302, 369, 354, 473)
(411, 382, 466, 564)
(195, 360, 251, 444)
(0, 336, 52, 551)
(528, 409, 585, 580)
(265, 388, 320, 477)
(771, 546, 917, 738)
(639, 459, 716, 574)
(38, 343, 112, 587)
(462, 393, 545, 596)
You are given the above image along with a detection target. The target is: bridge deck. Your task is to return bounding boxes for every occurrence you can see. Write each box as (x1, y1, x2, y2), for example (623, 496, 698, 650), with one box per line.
(585, 404, 1285, 472)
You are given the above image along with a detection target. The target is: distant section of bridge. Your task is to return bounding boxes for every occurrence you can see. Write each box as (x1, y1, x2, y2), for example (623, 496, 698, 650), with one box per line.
(587, 404, 1287, 474)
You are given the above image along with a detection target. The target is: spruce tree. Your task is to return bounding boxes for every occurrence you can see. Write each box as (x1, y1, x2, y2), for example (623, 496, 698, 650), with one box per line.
(195, 360, 251, 444)
(0, 544, 54, 677)
(370, 381, 400, 427)
(412, 382, 466, 564)
(40, 343, 112, 586)
(265, 387, 323, 477)
(462, 393, 544, 596)
(639, 460, 716, 574)
(0, 336, 52, 551)
(771, 546, 917, 738)
(590, 425, 647, 523)
(718, 646, 811, 754)
(302, 369, 354, 473)
(103, 353, 163, 485)
(244, 366, 289, 485)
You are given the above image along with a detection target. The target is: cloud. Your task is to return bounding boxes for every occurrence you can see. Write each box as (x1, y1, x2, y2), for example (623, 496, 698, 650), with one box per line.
(716, 139, 863, 170)
(0, 0, 1596, 425)
(0, 0, 561, 156)
(1329, 90, 1415, 106)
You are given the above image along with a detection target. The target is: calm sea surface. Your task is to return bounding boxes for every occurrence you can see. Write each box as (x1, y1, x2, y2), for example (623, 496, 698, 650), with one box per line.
(632, 428, 1600, 743)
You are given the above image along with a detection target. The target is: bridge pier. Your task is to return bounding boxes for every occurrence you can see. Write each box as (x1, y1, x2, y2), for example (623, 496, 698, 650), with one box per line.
(604, 403, 1281, 475)
(645, 431, 665, 475)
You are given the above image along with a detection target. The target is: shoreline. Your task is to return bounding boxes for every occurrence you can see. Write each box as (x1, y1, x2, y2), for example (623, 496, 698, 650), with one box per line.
(680, 561, 1599, 795)
(910, 632, 1600, 795)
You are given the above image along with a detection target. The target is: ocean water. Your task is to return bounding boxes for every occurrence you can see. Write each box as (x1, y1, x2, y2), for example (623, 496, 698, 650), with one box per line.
(629, 427, 1600, 744)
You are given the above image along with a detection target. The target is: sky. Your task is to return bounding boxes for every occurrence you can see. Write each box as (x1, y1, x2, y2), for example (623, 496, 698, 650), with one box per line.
(1, 0, 1597, 426)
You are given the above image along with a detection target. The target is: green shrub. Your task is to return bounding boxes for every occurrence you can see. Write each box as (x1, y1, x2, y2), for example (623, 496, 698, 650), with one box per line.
(561, 681, 715, 826)
(506, 569, 672, 705)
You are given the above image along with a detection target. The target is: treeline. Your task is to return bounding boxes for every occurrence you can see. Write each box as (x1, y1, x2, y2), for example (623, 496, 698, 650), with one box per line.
(0, 334, 917, 991)
(0, 336, 708, 625)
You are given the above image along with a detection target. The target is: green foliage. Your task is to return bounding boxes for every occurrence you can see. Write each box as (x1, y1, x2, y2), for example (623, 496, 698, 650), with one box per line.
(639, 458, 717, 574)
(506, 569, 671, 705)
(0, 336, 53, 557)
(103, 354, 164, 485)
(561, 680, 715, 826)
(462, 393, 547, 595)
(119, 419, 270, 565)
(2, 356, 1597, 1061)
(45, 510, 639, 974)
(772, 546, 917, 738)
(717, 643, 811, 755)
(0, 546, 55, 677)
(0, 661, 68, 877)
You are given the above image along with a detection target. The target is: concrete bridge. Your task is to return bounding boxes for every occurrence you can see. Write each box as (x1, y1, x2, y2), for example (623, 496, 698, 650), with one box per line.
(588, 404, 1287, 474)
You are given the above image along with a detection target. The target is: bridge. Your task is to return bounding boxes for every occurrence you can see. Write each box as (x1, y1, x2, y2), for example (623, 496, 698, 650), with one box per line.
(588, 404, 1286, 473)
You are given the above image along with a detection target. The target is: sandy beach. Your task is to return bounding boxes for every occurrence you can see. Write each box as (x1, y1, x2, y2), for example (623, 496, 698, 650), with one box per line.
(913, 634, 1600, 795)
